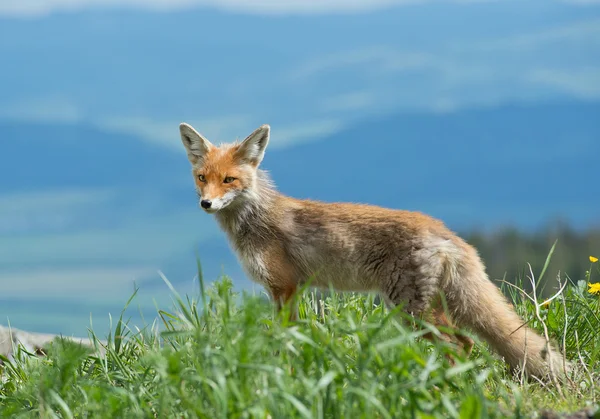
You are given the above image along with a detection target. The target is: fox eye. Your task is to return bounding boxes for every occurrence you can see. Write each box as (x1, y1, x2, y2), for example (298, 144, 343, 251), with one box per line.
(223, 176, 236, 184)
(197, 174, 206, 182)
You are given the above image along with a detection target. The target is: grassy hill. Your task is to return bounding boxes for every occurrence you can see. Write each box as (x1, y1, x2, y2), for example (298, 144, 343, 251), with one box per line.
(1, 258, 599, 417)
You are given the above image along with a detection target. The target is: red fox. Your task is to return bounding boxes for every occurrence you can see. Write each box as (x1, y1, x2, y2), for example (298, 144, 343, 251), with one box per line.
(179, 122, 569, 380)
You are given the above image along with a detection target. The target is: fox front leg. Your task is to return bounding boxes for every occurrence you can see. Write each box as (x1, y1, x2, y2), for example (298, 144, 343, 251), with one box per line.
(252, 245, 300, 322)
(269, 283, 298, 322)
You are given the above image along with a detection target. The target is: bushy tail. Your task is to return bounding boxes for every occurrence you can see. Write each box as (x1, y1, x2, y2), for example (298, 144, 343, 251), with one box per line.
(442, 245, 570, 380)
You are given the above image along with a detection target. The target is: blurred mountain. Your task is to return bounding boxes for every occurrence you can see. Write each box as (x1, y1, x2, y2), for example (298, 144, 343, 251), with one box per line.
(4, 99, 598, 221)
(266, 100, 599, 229)
(0, 122, 188, 194)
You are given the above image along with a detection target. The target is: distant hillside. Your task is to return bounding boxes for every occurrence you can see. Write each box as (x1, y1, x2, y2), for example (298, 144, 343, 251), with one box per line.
(3, 101, 598, 221)
(0, 121, 188, 193)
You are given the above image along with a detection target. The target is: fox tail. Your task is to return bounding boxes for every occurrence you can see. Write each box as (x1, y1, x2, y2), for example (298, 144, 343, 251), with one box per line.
(442, 245, 570, 380)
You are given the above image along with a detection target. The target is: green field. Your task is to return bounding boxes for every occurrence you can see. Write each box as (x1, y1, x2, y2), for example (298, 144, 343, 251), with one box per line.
(1, 254, 599, 418)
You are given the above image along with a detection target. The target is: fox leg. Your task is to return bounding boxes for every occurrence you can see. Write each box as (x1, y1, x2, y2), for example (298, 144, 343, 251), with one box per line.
(269, 283, 298, 321)
(422, 303, 475, 364)
(381, 276, 460, 361)
(429, 295, 474, 354)
(380, 252, 473, 363)
(262, 246, 300, 321)
(456, 332, 475, 357)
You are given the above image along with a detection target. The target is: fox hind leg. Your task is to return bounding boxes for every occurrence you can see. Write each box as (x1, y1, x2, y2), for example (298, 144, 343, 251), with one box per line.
(382, 267, 473, 363)
(423, 303, 475, 363)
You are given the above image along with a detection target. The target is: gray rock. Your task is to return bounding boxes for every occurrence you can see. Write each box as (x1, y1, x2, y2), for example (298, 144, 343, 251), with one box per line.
(0, 325, 102, 362)
(540, 406, 600, 419)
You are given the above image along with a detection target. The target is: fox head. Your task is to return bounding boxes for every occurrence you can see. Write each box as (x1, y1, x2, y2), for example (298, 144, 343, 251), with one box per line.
(179, 123, 270, 213)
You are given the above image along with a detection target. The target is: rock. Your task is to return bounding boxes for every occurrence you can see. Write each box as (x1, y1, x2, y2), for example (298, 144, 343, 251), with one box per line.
(540, 406, 600, 419)
(0, 325, 103, 362)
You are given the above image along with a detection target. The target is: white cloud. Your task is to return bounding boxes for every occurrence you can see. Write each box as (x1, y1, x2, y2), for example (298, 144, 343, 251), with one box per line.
(288, 48, 433, 81)
(0, 189, 115, 234)
(458, 18, 600, 52)
(95, 113, 345, 149)
(3, 0, 588, 19)
(0, 208, 219, 266)
(0, 187, 221, 267)
(559, 0, 600, 3)
(319, 91, 377, 113)
(0, 189, 231, 315)
(284, 18, 600, 117)
(0, 189, 114, 212)
(273, 119, 344, 146)
(0, 96, 82, 123)
(99, 114, 252, 149)
(526, 67, 600, 99)
(0, 0, 448, 18)
(429, 97, 461, 113)
(291, 19, 599, 85)
(1, 6, 597, 152)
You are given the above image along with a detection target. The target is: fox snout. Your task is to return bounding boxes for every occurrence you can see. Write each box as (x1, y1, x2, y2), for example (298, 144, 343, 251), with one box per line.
(198, 191, 238, 213)
(199, 197, 218, 213)
(198, 196, 218, 213)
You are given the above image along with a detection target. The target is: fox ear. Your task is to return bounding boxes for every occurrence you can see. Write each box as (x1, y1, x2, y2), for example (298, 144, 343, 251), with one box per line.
(236, 124, 270, 166)
(179, 123, 213, 164)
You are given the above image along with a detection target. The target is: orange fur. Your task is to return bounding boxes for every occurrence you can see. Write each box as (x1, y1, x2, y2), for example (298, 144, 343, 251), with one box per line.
(179, 122, 570, 381)
(194, 146, 249, 200)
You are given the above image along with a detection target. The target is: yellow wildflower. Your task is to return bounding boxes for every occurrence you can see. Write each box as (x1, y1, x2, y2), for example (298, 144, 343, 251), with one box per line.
(589, 282, 600, 296)
(541, 300, 551, 309)
(590, 256, 599, 263)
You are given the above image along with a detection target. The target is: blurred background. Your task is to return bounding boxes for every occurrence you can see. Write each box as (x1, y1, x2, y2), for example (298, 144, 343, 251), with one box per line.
(0, 0, 599, 338)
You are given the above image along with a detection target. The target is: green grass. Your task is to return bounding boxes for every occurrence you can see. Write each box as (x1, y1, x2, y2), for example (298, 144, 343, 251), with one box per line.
(0, 257, 599, 418)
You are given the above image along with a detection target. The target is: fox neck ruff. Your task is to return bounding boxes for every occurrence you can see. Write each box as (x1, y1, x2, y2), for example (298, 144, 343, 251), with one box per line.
(214, 169, 279, 239)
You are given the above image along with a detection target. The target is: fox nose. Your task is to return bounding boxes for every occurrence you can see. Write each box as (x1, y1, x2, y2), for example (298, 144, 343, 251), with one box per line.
(200, 199, 212, 209)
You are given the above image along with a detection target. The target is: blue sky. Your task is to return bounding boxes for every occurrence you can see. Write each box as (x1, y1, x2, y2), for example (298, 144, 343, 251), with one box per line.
(1, 0, 599, 149)
(1, 0, 598, 336)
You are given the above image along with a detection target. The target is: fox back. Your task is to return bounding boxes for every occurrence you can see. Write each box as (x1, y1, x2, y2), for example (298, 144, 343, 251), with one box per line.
(179, 122, 570, 381)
